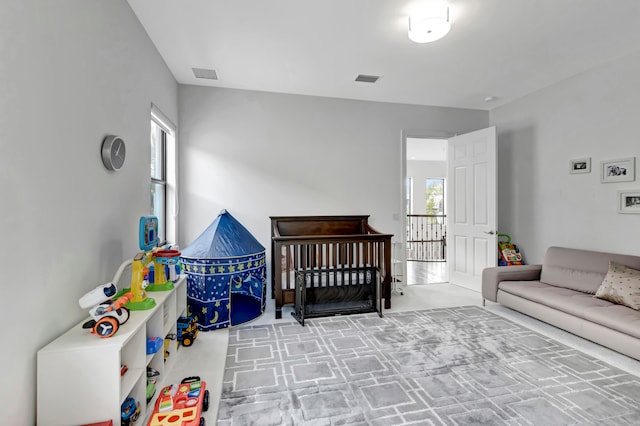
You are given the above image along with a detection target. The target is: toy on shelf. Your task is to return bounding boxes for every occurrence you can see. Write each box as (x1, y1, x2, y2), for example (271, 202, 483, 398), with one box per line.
(164, 334, 177, 361)
(147, 367, 160, 403)
(177, 316, 198, 347)
(111, 254, 155, 311)
(147, 376, 209, 426)
(113, 216, 183, 309)
(121, 397, 141, 426)
(147, 380, 157, 404)
(147, 337, 163, 355)
(79, 282, 133, 338)
(113, 216, 160, 310)
(147, 247, 181, 292)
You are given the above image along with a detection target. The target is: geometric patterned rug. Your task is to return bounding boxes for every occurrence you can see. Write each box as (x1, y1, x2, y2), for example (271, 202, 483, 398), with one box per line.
(216, 306, 640, 425)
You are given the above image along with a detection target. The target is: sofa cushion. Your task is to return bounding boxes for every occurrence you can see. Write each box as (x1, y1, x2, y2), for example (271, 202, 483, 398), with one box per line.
(499, 280, 640, 339)
(499, 281, 611, 318)
(540, 246, 640, 294)
(595, 261, 640, 310)
(580, 303, 640, 340)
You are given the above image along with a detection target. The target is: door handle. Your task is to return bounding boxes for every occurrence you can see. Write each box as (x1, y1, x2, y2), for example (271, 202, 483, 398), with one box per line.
(484, 231, 495, 235)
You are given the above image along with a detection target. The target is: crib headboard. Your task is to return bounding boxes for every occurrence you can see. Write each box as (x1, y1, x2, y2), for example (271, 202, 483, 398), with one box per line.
(271, 215, 369, 237)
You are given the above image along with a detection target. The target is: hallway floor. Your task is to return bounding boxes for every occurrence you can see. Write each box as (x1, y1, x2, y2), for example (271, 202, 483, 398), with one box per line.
(406, 260, 448, 284)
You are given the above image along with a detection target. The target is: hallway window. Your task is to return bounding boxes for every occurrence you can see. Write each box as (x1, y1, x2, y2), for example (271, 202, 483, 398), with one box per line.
(426, 178, 444, 220)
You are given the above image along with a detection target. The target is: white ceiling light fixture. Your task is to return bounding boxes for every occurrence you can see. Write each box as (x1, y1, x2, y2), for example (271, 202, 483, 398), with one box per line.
(408, 4, 451, 43)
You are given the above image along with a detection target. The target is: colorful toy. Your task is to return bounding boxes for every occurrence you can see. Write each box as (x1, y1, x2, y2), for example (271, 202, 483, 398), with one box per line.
(79, 282, 133, 338)
(121, 397, 141, 426)
(147, 336, 164, 354)
(147, 247, 181, 292)
(164, 334, 177, 361)
(498, 234, 525, 266)
(147, 376, 209, 426)
(147, 366, 159, 403)
(147, 380, 157, 403)
(177, 316, 198, 347)
(139, 215, 159, 251)
(113, 216, 160, 310)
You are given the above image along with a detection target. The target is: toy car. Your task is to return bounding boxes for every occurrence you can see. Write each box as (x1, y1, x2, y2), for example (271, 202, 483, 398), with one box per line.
(147, 336, 163, 354)
(147, 376, 209, 426)
(121, 397, 140, 426)
(177, 316, 198, 347)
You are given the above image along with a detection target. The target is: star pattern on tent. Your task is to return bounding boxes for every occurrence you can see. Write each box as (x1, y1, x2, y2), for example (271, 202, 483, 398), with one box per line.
(184, 251, 267, 331)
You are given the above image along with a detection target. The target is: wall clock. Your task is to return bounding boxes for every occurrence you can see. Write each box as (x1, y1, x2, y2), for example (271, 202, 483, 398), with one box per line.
(101, 135, 126, 171)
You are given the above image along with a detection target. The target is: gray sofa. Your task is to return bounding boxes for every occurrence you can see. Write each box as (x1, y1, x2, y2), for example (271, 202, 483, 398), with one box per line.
(482, 246, 640, 360)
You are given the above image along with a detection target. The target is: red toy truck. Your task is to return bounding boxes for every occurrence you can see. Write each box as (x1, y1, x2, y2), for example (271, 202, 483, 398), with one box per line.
(147, 376, 209, 426)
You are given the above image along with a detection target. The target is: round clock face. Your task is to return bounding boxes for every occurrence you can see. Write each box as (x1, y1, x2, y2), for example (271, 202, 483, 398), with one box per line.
(101, 135, 126, 171)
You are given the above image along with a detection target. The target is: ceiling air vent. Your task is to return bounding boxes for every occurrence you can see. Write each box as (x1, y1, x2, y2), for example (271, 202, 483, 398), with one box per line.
(355, 74, 381, 83)
(192, 68, 219, 80)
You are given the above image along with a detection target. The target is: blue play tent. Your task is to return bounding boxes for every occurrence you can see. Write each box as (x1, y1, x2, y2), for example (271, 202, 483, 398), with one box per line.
(180, 210, 266, 330)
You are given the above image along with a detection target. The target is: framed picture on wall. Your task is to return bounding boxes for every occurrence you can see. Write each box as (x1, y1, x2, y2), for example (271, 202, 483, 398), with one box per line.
(570, 157, 591, 174)
(618, 190, 640, 214)
(601, 157, 635, 183)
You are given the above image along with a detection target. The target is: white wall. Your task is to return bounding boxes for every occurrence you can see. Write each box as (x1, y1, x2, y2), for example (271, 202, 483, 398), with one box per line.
(0, 1, 177, 423)
(491, 51, 640, 264)
(407, 160, 447, 214)
(178, 86, 488, 266)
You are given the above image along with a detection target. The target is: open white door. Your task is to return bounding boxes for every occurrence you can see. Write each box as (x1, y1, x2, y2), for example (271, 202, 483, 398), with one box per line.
(447, 126, 497, 292)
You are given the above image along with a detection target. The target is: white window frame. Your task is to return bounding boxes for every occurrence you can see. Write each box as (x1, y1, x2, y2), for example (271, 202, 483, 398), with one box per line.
(151, 104, 178, 245)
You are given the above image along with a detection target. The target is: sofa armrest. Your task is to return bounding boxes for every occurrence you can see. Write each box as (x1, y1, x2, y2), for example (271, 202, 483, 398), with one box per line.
(482, 264, 542, 302)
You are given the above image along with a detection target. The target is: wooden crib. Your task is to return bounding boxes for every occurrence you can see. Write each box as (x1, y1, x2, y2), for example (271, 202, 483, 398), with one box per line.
(270, 215, 393, 319)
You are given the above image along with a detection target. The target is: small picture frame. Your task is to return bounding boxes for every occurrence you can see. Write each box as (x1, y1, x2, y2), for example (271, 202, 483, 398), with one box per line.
(601, 157, 635, 183)
(618, 190, 640, 214)
(570, 158, 591, 174)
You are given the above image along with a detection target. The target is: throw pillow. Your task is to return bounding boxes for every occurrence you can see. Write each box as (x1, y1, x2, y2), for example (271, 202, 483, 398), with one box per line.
(595, 261, 640, 310)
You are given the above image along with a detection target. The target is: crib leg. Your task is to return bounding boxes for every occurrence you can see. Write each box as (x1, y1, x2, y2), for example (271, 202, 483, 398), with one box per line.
(384, 282, 391, 309)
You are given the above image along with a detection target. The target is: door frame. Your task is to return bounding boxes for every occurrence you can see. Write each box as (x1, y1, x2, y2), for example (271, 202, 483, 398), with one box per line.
(400, 130, 455, 285)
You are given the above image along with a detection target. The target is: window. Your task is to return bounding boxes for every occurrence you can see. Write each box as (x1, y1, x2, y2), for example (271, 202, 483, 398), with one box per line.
(425, 178, 445, 222)
(150, 121, 167, 243)
(150, 106, 177, 245)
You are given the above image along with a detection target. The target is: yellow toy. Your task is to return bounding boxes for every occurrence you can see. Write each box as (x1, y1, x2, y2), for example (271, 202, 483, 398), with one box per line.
(127, 251, 156, 310)
(112, 216, 162, 310)
(113, 216, 183, 308)
(111, 252, 156, 311)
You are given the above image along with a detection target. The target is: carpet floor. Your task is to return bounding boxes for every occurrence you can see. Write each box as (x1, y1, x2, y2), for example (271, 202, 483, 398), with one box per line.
(217, 306, 640, 425)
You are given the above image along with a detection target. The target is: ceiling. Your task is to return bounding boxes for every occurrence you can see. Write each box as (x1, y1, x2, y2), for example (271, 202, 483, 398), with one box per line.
(128, 0, 640, 111)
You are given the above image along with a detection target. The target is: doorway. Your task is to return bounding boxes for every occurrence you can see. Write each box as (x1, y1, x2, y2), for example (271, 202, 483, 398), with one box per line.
(405, 137, 449, 285)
